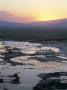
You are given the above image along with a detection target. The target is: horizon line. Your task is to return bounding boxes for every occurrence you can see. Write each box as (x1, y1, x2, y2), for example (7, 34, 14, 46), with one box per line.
(0, 18, 67, 24)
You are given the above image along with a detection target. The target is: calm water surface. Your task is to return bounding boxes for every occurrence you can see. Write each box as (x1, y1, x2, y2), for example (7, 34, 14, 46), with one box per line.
(0, 41, 67, 90)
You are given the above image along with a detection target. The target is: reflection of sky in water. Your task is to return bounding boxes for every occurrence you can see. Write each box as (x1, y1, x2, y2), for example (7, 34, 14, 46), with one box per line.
(0, 41, 67, 90)
(3, 41, 60, 54)
(0, 41, 67, 66)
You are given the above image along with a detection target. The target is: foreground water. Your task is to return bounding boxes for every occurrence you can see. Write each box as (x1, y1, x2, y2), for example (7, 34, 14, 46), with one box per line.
(0, 41, 67, 90)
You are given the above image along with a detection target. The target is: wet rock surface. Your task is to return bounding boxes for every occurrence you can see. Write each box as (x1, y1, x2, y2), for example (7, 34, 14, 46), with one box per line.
(33, 72, 67, 90)
(0, 72, 20, 84)
(0, 46, 24, 65)
(0, 72, 20, 90)
(0, 41, 67, 90)
(0, 41, 67, 65)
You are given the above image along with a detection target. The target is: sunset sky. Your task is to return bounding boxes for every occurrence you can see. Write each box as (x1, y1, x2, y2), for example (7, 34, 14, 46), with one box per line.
(0, 0, 67, 23)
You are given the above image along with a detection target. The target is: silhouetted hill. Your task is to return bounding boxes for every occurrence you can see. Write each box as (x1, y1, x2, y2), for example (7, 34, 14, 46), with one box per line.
(0, 21, 26, 27)
(0, 18, 67, 28)
(29, 18, 67, 27)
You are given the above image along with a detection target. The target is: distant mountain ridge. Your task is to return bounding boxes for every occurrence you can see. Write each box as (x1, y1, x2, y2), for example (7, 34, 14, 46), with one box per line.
(0, 18, 67, 28)
(30, 18, 67, 27)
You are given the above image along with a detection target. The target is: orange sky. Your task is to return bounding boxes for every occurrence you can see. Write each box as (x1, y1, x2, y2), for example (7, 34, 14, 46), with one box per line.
(0, 0, 67, 23)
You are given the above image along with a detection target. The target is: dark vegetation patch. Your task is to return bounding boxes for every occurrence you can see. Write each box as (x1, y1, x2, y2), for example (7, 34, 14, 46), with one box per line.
(0, 27, 67, 43)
